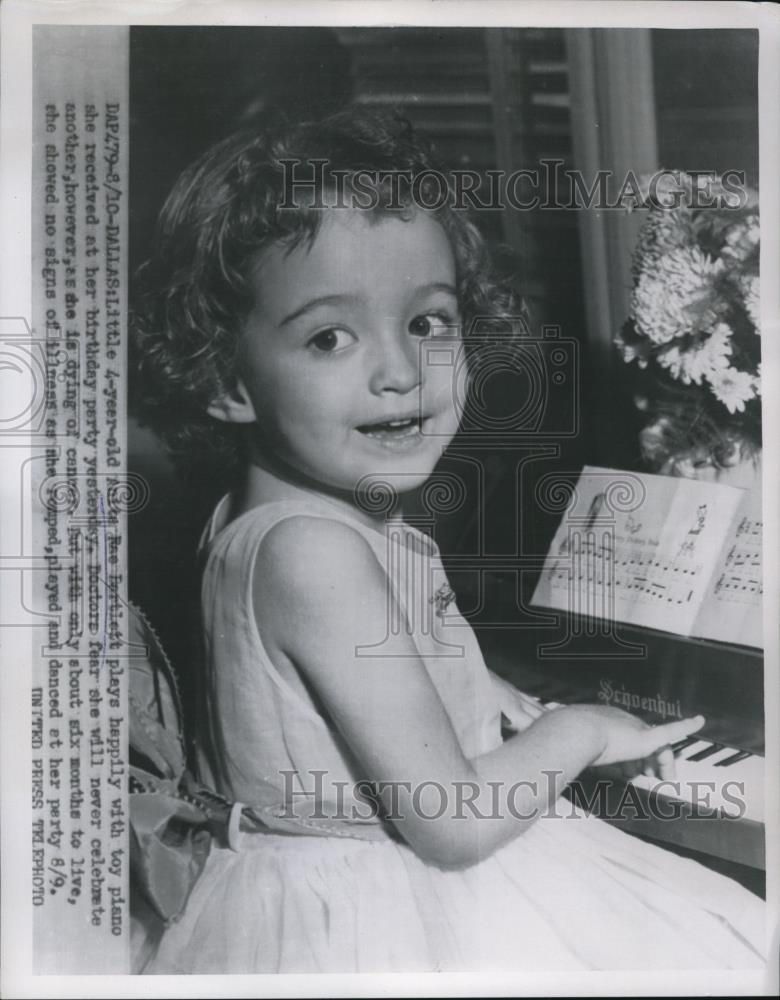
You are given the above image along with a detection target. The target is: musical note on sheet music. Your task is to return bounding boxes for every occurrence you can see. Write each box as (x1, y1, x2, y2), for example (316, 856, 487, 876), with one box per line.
(696, 487, 763, 645)
(546, 534, 704, 608)
(713, 535, 762, 601)
(532, 467, 762, 647)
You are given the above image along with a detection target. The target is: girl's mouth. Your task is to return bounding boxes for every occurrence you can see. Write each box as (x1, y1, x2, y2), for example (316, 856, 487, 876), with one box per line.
(356, 415, 427, 445)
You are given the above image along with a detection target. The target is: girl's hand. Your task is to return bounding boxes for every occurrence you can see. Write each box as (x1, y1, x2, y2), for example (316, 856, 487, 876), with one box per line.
(563, 704, 705, 780)
(489, 670, 545, 734)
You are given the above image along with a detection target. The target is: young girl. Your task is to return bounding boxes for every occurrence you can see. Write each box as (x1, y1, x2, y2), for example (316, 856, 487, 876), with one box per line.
(131, 109, 765, 973)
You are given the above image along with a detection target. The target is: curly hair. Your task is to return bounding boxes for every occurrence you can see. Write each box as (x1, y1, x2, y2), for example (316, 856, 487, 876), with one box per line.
(131, 107, 527, 483)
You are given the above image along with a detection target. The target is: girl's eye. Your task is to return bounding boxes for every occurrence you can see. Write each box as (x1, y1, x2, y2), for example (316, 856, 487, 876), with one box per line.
(308, 328, 357, 353)
(408, 312, 457, 338)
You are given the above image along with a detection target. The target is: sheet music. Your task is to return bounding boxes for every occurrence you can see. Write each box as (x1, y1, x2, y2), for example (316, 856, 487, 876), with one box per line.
(693, 483, 764, 647)
(532, 467, 749, 639)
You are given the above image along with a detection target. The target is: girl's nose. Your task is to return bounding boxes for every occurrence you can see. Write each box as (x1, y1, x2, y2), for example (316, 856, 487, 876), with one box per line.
(368, 331, 422, 396)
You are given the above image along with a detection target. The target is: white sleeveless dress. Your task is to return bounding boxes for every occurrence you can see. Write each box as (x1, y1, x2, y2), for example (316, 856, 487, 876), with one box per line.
(143, 496, 764, 973)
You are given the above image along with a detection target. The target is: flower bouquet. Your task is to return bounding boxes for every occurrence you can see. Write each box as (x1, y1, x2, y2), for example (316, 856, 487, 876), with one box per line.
(615, 172, 761, 480)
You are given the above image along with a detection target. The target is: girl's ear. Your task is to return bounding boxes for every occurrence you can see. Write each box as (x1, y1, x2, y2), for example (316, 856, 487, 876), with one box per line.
(207, 379, 257, 424)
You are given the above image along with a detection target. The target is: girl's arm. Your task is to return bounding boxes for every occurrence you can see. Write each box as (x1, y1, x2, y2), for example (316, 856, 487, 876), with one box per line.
(255, 516, 703, 870)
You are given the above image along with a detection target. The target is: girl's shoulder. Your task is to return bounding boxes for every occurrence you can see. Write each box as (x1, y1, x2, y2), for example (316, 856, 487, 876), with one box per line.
(200, 496, 396, 688)
(252, 510, 390, 624)
(200, 495, 439, 624)
(200, 496, 392, 599)
(201, 495, 385, 560)
(260, 509, 378, 563)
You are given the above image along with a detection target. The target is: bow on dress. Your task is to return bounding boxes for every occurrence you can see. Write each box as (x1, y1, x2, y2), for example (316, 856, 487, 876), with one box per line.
(128, 602, 224, 925)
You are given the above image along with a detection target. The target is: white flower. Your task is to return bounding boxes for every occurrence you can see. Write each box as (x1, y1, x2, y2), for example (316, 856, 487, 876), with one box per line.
(707, 366, 757, 413)
(656, 323, 733, 385)
(655, 346, 688, 381)
(721, 220, 760, 262)
(639, 416, 674, 465)
(739, 273, 761, 330)
(632, 206, 691, 279)
(618, 181, 761, 420)
(631, 246, 724, 345)
(614, 331, 650, 367)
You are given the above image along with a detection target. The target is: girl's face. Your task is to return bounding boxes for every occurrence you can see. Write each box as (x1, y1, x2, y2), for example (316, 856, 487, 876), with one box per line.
(232, 209, 465, 499)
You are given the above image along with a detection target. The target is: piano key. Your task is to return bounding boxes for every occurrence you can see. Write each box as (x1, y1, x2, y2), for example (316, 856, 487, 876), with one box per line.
(670, 735, 698, 754)
(632, 747, 763, 824)
(686, 742, 725, 762)
(675, 739, 713, 759)
(714, 748, 753, 767)
(535, 699, 762, 819)
(704, 746, 750, 767)
(529, 696, 764, 867)
(599, 748, 766, 869)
